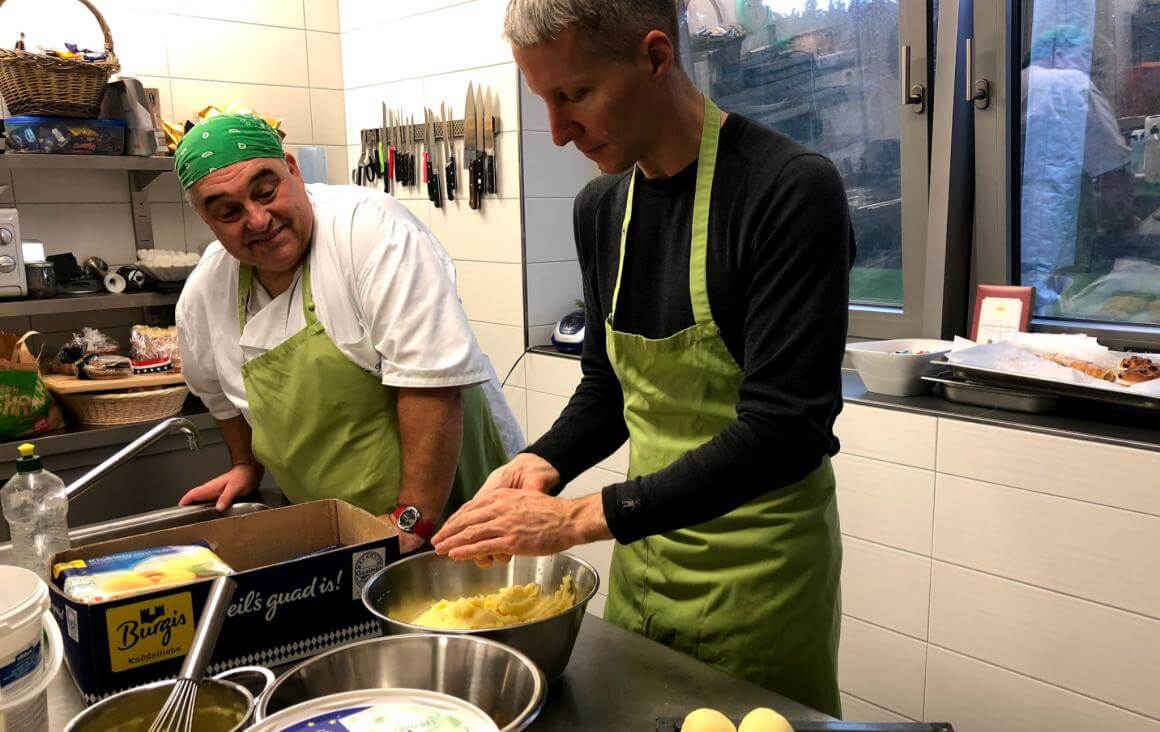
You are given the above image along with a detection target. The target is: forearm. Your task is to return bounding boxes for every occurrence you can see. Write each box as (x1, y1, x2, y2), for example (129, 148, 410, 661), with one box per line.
(216, 416, 262, 474)
(394, 386, 463, 521)
(601, 416, 831, 542)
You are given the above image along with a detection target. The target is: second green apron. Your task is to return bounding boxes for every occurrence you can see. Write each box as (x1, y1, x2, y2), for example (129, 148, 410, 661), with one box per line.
(237, 259, 508, 517)
(602, 96, 843, 717)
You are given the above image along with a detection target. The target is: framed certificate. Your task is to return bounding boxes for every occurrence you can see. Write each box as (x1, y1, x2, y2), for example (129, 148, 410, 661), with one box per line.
(971, 285, 1034, 344)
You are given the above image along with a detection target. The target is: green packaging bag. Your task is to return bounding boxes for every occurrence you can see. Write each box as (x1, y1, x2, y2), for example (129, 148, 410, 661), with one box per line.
(0, 331, 65, 440)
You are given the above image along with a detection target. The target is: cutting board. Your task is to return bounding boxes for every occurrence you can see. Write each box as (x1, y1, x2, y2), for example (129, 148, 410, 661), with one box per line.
(42, 372, 186, 395)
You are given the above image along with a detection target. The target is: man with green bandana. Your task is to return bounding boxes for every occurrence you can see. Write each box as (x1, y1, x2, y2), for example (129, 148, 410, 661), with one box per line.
(173, 113, 522, 552)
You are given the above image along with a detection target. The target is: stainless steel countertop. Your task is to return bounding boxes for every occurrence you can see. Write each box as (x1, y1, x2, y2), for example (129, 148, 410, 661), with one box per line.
(46, 615, 832, 730)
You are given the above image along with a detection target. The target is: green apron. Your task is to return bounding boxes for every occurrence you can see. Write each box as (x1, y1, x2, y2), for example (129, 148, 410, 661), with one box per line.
(237, 259, 508, 517)
(602, 96, 843, 718)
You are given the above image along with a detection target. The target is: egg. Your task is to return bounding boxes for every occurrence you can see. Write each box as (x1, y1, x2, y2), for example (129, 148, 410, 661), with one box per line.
(738, 707, 793, 732)
(681, 708, 737, 732)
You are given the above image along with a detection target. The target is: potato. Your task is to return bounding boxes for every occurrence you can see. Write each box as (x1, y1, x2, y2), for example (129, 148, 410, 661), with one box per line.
(682, 708, 737, 732)
(738, 707, 793, 732)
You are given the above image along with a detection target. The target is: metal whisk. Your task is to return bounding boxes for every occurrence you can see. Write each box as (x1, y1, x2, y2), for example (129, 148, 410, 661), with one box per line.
(148, 575, 237, 732)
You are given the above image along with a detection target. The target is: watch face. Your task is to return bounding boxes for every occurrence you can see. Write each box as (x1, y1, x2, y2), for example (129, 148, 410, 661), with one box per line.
(397, 506, 420, 531)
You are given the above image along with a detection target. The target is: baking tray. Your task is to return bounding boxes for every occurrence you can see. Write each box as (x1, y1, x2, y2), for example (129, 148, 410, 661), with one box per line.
(932, 360, 1160, 413)
(923, 375, 1059, 414)
(657, 721, 953, 731)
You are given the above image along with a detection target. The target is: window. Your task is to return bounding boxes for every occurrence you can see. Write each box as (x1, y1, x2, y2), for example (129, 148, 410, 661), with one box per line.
(1020, 1, 1160, 327)
(679, 0, 935, 337)
(975, 0, 1160, 347)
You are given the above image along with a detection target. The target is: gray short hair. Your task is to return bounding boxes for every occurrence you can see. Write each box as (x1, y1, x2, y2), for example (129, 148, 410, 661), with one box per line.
(504, 0, 680, 60)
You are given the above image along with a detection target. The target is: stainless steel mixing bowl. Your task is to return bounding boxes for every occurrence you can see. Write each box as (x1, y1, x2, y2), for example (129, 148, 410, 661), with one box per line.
(65, 667, 273, 732)
(254, 634, 546, 731)
(361, 551, 599, 681)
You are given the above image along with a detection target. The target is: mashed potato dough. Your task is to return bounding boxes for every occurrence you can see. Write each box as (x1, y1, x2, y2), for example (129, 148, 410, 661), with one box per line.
(411, 576, 576, 630)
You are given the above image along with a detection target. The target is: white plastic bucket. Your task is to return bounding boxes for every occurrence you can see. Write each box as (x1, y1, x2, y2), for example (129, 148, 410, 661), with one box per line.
(0, 566, 63, 732)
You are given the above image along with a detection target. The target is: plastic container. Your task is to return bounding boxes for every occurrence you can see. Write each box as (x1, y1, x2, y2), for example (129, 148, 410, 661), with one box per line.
(3, 116, 126, 155)
(249, 688, 500, 732)
(846, 338, 955, 396)
(0, 443, 70, 579)
(0, 566, 62, 732)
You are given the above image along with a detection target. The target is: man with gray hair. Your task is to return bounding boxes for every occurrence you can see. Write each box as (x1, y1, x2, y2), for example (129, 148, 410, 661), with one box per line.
(434, 0, 853, 716)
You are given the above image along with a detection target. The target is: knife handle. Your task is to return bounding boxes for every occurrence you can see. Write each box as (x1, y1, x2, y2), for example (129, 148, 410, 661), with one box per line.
(445, 158, 456, 201)
(474, 154, 486, 205)
(468, 157, 480, 210)
(423, 151, 429, 185)
(426, 158, 436, 202)
(485, 154, 496, 195)
(432, 170, 443, 209)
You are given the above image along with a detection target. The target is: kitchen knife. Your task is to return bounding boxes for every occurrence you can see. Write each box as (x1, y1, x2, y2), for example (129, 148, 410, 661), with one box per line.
(464, 83, 479, 210)
(483, 86, 497, 195)
(412, 114, 422, 187)
(399, 110, 410, 187)
(442, 101, 456, 202)
(390, 108, 400, 185)
(422, 110, 430, 187)
(474, 85, 487, 205)
(381, 103, 390, 192)
(425, 108, 443, 208)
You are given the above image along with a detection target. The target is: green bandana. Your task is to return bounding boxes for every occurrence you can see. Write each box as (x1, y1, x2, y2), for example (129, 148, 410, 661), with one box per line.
(175, 113, 285, 190)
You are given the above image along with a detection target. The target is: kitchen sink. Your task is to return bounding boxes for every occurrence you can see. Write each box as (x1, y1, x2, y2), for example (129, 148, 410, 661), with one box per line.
(0, 502, 270, 565)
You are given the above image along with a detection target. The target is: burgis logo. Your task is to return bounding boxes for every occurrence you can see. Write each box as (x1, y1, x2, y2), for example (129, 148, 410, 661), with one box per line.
(118, 605, 186, 649)
(105, 592, 196, 672)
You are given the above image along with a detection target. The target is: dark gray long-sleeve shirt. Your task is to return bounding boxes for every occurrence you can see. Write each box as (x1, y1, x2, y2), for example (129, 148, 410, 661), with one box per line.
(526, 113, 854, 544)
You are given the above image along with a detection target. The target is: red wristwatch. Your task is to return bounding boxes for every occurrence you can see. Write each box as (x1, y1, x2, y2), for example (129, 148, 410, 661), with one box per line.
(391, 505, 435, 540)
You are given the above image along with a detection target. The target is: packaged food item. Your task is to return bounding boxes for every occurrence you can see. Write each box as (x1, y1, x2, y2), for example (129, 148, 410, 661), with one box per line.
(53, 543, 233, 604)
(129, 325, 181, 372)
(56, 328, 121, 375)
(79, 354, 132, 380)
(3, 116, 126, 155)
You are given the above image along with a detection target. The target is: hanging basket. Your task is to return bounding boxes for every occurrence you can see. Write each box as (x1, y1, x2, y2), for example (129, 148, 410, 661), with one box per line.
(0, 0, 120, 119)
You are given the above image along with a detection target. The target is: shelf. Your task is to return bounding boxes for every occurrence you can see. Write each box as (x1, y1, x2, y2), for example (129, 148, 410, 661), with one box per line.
(0, 402, 214, 459)
(0, 291, 179, 318)
(0, 154, 173, 172)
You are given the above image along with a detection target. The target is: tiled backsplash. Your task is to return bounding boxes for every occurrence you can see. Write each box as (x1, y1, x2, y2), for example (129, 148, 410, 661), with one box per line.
(518, 76, 598, 345)
(339, 0, 528, 390)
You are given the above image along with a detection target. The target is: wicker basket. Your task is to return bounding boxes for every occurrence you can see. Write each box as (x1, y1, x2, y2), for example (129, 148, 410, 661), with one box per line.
(0, 0, 120, 118)
(59, 385, 188, 426)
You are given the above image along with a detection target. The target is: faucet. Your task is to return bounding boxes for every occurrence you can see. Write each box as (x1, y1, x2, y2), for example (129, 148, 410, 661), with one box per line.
(66, 417, 202, 502)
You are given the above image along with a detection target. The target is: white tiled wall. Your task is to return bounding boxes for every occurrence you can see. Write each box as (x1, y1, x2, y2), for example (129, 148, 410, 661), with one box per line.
(835, 403, 1160, 730)
(519, 76, 598, 344)
(338, 1, 526, 384)
(1, 0, 347, 264)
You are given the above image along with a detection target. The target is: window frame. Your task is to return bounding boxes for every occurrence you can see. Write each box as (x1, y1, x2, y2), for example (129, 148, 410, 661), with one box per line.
(847, 0, 940, 339)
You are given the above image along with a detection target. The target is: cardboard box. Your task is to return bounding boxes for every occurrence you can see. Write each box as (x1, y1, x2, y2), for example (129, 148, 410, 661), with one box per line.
(48, 500, 399, 704)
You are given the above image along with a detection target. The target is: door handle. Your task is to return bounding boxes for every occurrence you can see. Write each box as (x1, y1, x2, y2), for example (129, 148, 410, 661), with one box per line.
(965, 38, 991, 108)
(900, 45, 926, 114)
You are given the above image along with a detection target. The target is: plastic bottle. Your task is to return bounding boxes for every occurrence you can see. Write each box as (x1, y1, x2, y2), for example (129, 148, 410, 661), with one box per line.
(1, 444, 69, 579)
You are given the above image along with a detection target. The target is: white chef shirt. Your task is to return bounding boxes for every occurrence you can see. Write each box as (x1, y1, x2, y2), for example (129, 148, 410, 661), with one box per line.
(176, 183, 524, 456)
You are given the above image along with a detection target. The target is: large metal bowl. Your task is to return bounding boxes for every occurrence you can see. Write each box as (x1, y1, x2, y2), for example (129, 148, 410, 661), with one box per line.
(361, 551, 599, 681)
(254, 634, 546, 731)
